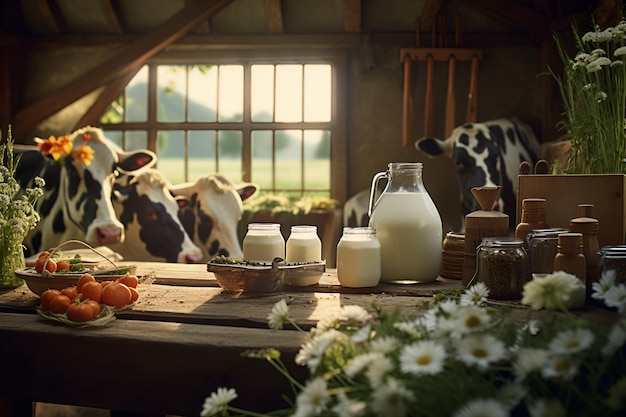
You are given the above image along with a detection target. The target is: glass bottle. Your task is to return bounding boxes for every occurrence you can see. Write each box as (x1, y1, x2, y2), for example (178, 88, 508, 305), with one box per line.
(242, 223, 285, 263)
(526, 228, 569, 274)
(515, 198, 549, 248)
(286, 225, 322, 263)
(336, 227, 381, 288)
(554, 232, 586, 285)
(472, 237, 530, 299)
(368, 162, 442, 283)
(598, 245, 626, 286)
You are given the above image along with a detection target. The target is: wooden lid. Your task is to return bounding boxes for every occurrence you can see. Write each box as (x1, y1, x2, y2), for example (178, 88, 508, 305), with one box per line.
(471, 186, 501, 211)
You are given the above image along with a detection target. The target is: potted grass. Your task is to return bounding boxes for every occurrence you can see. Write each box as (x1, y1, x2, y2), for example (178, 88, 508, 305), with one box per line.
(517, 19, 626, 247)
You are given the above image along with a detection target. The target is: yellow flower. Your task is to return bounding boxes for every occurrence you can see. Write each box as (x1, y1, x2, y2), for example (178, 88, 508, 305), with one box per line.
(73, 145, 95, 166)
(35, 134, 73, 161)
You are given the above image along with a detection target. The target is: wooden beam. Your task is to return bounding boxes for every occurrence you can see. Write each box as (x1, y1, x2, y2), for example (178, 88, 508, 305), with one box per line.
(100, 0, 126, 34)
(469, 0, 548, 41)
(74, 66, 142, 129)
(344, 0, 361, 32)
(185, 0, 211, 33)
(37, 0, 66, 33)
(265, 0, 283, 33)
(13, 0, 233, 138)
(420, 0, 444, 30)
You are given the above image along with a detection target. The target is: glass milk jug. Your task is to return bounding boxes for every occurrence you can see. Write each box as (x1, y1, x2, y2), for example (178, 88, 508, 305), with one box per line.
(368, 162, 443, 283)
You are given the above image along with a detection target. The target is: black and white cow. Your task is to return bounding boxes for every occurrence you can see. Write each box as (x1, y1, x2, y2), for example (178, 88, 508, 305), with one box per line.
(17, 127, 156, 256)
(415, 118, 540, 228)
(170, 175, 258, 261)
(111, 170, 204, 263)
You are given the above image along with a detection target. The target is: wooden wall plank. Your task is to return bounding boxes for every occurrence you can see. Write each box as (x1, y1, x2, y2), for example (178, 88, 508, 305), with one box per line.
(12, 0, 233, 138)
(37, 0, 65, 33)
(265, 0, 283, 33)
(344, 0, 361, 32)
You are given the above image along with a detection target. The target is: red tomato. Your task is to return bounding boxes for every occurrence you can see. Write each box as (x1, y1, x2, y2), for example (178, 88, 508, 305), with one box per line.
(76, 274, 95, 293)
(61, 286, 78, 300)
(100, 280, 114, 289)
(129, 287, 139, 303)
(66, 301, 96, 322)
(56, 260, 71, 271)
(86, 299, 101, 316)
(79, 281, 103, 303)
(44, 259, 57, 273)
(117, 274, 139, 289)
(47, 294, 71, 314)
(40, 289, 61, 311)
(101, 282, 132, 308)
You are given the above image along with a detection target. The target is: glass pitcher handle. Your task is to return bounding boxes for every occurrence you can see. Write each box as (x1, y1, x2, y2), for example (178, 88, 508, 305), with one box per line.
(368, 171, 388, 217)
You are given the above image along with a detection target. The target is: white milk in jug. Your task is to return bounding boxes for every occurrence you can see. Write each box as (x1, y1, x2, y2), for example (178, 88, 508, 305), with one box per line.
(369, 192, 442, 282)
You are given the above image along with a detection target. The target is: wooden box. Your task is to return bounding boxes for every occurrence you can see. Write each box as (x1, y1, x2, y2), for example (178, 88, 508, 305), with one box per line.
(516, 174, 626, 248)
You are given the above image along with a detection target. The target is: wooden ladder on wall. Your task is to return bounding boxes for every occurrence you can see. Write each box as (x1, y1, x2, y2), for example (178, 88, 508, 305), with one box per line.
(401, 14, 483, 147)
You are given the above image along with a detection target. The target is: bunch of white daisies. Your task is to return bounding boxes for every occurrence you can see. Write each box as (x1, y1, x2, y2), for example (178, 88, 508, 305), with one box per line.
(1, 128, 45, 248)
(201, 272, 626, 417)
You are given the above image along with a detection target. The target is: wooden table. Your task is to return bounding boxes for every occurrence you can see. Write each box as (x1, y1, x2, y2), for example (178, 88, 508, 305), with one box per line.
(0, 263, 615, 417)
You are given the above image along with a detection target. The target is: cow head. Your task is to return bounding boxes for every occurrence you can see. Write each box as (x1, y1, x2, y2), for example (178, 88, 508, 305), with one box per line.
(170, 175, 258, 260)
(28, 126, 156, 252)
(415, 119, 539, 227)
(112, 170, 204, 263)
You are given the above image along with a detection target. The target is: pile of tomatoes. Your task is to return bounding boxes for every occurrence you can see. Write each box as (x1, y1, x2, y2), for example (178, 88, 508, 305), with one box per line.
(40, 273, 139, 322)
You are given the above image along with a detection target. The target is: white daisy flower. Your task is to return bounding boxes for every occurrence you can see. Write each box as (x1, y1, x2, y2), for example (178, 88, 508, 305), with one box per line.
(295, 329, 343, 372)
(371, 378, 414, 417)
(460, 282, 490, 305)
(615, 46, 626, 57)
(451, 305, 492, 336)
(541, 354, 579, 381)
(267, 298, 290, 330)
(452, 398, 509, 417)
(513, 348, 550, 381)
(366, 356, 394, 389)
(592, 270, 617, 301)
(549, 328, 595, 354)
(602, 319, 626, 357)
(344, 352, 384, 378)
(200, 387, 237, 416)
(456, 334, 506, 370)
(350, 324, 372, 344)
(394, 319, 422, 338)
(399, 340, 447, 376)
(605, 284, 626, 313)
(521, 271, 580, 310)
(293, 377, 330, 417)
(339, 305, 371, 324)
(496, 382, 527, 410)
(370, 335, 400, 354)
(527, 398, 566, 417)
(332, 393, 366, 417)
(312, 314, 340, 335)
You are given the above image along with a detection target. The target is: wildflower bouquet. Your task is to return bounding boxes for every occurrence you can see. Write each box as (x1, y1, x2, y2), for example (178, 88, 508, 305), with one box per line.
(551, 19, 626, 174)
(201, 272, 626, 417)
(35, 131, 95, 166)
(0, 127, 45, 288)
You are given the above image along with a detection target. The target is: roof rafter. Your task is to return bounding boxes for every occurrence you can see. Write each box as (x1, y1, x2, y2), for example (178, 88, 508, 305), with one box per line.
(100, 0, 126, 34)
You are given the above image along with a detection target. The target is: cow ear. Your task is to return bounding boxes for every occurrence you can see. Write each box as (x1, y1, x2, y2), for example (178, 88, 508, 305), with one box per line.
(175, 196, 191, 209)
(415, 137, 449, 157)
(117, 151, 157, 173)
(237, 184, 258, 202)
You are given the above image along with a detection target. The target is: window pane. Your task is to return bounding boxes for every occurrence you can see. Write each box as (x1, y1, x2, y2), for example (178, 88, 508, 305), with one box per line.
(275, 65, 302, 122)
(251, 130, 274, 189)
(188, 65, 217, 122)
(304, 65, 331, 122)
(156, 130, 185, 183)
(218, 65, 243, 122)
(188, 130, 217, 181)
(218, 131, 242, 182)
(126, 65, 148, 122)
(124, 130, 148, 151)
(251, 65, 274, 122)
(104, 130, 122, 147)
(157, 65, 186, 122)
(304, 130, 330, 190)
(275, 129, 302, 189)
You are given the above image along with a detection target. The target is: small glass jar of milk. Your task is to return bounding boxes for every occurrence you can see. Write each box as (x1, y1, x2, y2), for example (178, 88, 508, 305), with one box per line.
(286, 225, 322, 263)
(243, 223, 285, 263)
(336, 227, 381, 288)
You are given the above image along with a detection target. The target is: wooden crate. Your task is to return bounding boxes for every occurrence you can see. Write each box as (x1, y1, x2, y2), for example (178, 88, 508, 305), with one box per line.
(516, 174, 626, 248)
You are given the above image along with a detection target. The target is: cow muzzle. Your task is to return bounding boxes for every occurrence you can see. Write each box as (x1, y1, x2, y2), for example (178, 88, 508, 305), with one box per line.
(179, 249, 204, 264)
(93, 225, 124, 245)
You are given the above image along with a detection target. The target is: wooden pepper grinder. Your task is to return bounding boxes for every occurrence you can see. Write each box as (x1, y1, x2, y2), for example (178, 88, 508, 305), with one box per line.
(515, 198, 549, 248)
(462, 186, 509, 286)
(554, 232, 586, 286)
(569, 204, 600, 295)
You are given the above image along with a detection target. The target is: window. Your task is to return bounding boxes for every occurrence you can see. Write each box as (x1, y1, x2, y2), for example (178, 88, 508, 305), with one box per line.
(100, 50, 347, 201)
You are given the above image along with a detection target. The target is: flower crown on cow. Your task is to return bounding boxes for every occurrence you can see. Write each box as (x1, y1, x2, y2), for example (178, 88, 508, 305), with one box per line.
(35, 132, 95, 166)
